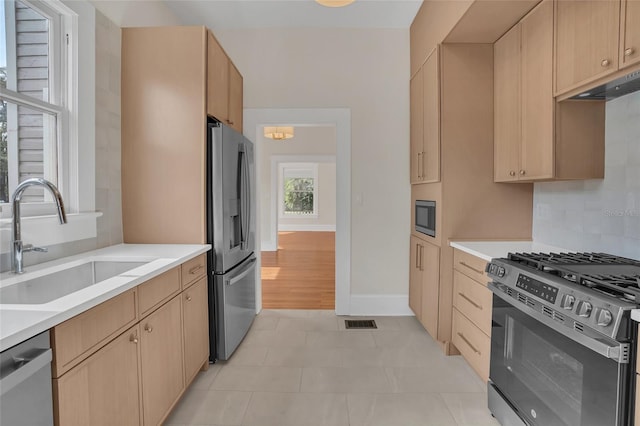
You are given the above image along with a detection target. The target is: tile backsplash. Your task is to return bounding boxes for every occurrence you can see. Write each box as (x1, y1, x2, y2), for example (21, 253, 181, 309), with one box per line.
(533, 91, 640, 259)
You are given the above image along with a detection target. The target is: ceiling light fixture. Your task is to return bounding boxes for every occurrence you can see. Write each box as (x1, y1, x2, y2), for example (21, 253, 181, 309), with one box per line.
(315, 0, 356, 7)
(264, 126, 294, 140)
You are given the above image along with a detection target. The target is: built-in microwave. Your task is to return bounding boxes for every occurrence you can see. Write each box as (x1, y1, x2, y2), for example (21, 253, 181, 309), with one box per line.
(415, 200, 436, 237)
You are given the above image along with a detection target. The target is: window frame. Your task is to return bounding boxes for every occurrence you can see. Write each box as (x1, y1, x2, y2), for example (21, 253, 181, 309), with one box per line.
(0, 0, 71, 216)
(278, 162, 319, 219)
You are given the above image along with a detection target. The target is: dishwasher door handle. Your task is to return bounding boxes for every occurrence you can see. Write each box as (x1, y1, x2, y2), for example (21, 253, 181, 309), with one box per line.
(0, 348, 52, 396)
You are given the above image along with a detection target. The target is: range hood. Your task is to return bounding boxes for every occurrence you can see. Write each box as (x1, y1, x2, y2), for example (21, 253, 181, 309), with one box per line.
(572, 69, 640, 100)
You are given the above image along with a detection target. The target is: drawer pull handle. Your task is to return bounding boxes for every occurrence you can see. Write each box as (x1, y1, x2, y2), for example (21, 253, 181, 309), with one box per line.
(144, 324, 153, 333)
(457, 332, 481, 355)
(189, 264, 204, 275)
(459, 261, 484, 275)
(459, 292, 482, 310)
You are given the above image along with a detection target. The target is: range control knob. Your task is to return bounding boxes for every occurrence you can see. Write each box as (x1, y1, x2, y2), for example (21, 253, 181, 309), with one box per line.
(596, 309, 613, 327)
(576, 301, 593, 318)
(560, 294, 576, 310)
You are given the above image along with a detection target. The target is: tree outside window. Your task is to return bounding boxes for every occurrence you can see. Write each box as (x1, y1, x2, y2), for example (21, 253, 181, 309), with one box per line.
(284, 177, 314, 215)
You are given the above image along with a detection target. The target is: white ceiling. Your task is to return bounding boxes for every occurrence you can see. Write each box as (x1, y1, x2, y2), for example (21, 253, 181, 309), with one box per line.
(162, 0, 423, 29)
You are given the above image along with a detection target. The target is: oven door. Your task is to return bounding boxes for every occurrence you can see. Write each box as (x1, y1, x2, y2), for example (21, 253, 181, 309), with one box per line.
(489, 293, 632, 426)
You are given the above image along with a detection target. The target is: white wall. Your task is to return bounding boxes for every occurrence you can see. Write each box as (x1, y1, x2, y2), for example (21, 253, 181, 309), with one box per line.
(90, 0, 181, 27)
(533, 91, 640, 259)
(216, 28, 410, 297)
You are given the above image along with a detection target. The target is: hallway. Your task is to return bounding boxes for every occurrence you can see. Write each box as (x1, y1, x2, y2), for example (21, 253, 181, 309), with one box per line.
(261, 231, 335, 309)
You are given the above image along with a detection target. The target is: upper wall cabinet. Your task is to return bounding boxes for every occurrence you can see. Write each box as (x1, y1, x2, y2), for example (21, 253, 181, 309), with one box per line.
(494, 0, 606, 182)
(207, 32, 243, 133)
(410, 47, 440, 184)
(621, 0, 640, 68)
(554, 0, 621, 95)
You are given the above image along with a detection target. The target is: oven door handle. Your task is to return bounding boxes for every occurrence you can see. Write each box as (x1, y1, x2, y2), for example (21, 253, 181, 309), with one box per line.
(489, 282, 630, 364)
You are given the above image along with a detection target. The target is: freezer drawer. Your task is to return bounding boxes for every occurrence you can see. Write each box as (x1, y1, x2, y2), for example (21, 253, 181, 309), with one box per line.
(214, 255, 257, 360)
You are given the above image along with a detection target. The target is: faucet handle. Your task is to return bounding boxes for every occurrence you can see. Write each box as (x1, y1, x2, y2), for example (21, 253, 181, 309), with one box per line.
(22, 244, 48, 253)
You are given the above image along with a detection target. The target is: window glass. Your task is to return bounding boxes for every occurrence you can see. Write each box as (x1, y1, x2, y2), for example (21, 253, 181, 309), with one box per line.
(284, 177, 314, 215)
(1, 0, 60, 204)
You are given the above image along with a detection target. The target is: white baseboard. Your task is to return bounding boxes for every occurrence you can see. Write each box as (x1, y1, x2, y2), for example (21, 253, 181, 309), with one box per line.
(278, 224, 336, 232)
(349, 294, 413, 316)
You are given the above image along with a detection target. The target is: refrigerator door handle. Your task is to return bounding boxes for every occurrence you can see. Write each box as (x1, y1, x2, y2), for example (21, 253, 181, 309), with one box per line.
(239, 144, 251, 251)
(227, 258, 257, 286)
(244, 144, 251, 249)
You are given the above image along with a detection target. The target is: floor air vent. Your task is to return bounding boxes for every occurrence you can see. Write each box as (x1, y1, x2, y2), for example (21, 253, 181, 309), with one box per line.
(345, 320, 377, 329)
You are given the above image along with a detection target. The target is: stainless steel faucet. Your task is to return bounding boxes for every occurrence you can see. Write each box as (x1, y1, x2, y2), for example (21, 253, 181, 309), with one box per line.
(11, 178, 67, 273)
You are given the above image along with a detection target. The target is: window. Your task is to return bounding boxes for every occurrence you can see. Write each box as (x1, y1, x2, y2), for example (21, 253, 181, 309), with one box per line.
(279, 163, 318, 218)
(1, 0, 67, 205)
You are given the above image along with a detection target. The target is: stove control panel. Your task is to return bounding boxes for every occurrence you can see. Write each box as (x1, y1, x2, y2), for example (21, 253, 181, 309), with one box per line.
(486, 263, 505, 277)
(516, 274, 559, 303)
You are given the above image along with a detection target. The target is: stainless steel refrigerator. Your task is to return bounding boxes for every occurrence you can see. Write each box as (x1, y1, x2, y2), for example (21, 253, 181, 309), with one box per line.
(206, 121, 256, 361)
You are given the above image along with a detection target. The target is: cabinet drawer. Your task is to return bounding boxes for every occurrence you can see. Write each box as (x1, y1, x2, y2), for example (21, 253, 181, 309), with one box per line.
(138, 267, 181, 318)
(453, 270, 492, 336)
(51, 289, 138, 377)
(452, 308, 491, 383)
(181, 254, 207, 289)
(453, 249, 489, 285)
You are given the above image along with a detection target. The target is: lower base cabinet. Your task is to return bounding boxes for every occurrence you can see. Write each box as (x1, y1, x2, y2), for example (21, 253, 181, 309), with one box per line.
(53, 325, 142, 426)
(52, 257, 209, 426)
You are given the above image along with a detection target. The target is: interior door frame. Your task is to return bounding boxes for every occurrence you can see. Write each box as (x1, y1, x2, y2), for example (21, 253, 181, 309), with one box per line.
(244, 108, 351, 315)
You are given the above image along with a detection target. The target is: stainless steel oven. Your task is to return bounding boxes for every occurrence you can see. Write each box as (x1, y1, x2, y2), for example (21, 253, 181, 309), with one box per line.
(486, 252, 640, 426)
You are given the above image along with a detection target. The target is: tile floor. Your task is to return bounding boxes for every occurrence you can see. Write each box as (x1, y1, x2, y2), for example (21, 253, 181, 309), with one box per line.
(165, 310, 500, 426)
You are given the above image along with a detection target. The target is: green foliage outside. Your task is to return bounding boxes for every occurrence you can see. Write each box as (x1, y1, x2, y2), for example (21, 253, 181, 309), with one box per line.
(0, 68, 8, 203)
(284, 177, 314, 214)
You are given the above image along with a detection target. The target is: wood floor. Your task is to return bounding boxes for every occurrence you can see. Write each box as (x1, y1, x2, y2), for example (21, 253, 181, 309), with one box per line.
(261, 231, 335, 310)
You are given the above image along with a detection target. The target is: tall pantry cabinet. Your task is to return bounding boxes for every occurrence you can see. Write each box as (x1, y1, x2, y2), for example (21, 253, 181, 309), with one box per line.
(408, 41, 533, 353)
(122, 26, 243, 244)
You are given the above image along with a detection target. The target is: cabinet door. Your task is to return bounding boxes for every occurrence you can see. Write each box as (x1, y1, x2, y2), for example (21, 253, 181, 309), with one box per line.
(422, 48, 440, 183)
(228, 63, 243, 133)
(620, 0, 640, 68)
(54, 325, 141, 426)
(494, 23, 521, 182)
(520, 0, 554, 180)
(207, 32, 229, 122)
(183, 277, 209, 384)
(420, 242, 440, 340)
(410, 67, 424, 184)
(409, 236, 422, 319)
(140, 296, 184, 426)
(555, 0, 621, 94)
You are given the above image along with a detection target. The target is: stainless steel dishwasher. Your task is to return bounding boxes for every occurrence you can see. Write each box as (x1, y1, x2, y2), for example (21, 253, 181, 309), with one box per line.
(0, 331, 54, 426)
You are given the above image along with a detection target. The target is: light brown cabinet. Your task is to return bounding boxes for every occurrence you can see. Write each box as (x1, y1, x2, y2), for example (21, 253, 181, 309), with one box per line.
(207, 31, 243, 133)
(452, 249, 492, 382)
(182, 277, 209, 384)
(621, 0, 640, 69)
(52, 256, 209, 426)
(409, 47, 440, 184)
(140, 295, 184, 426)
(408, 234, 440, 339)
(555, 0, 621, 95)
(494, 0, 606, 182)
(54, 325, 142, 426)
(123, 26, 243, 245)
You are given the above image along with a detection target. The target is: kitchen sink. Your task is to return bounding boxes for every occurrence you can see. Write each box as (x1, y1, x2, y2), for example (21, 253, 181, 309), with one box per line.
(0, 261, 149, 304)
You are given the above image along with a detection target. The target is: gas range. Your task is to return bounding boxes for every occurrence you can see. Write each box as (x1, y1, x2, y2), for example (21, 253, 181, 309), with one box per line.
(486, 252, 640, 344)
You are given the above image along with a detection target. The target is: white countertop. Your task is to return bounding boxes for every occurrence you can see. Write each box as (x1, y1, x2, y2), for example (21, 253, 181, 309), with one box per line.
(449, 240, 574, 262)
(0, 243, 210, 352)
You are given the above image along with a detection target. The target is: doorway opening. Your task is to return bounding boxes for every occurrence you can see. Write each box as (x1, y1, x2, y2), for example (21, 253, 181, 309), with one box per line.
(245, 108, 351, 314)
